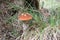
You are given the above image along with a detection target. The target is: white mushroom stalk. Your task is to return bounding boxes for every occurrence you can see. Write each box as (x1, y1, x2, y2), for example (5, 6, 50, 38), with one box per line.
(22, 23, 29, 31)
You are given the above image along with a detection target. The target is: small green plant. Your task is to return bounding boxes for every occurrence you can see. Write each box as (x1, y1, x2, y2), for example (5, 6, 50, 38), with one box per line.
(0, 10, 2, 14)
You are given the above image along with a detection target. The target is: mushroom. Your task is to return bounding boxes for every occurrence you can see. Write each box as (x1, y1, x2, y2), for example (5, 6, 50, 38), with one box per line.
(18, 12, 32, 32)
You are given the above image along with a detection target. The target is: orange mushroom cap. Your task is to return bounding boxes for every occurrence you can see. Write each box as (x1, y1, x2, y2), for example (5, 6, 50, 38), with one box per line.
(18, 13, 32, 21)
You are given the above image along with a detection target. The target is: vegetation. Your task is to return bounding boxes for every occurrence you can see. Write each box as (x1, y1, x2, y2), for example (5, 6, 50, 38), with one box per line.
(0, 0, 60, 40)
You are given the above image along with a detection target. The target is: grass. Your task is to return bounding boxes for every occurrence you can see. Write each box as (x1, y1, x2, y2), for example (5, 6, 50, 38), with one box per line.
(5, 2, 60, 32)
(1, 0, 60, 40)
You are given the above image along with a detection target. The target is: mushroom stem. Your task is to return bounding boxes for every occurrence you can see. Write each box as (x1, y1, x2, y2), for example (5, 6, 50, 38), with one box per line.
(22, 23, 29, 32)
(21, 23, 29, 40)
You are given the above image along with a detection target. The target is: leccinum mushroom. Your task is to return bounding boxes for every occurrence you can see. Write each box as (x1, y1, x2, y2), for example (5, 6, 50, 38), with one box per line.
(18, 12, 32, 32)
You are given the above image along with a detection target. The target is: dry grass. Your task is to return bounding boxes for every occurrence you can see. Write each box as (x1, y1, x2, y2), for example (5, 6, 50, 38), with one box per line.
(0, 0, 60, 40)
